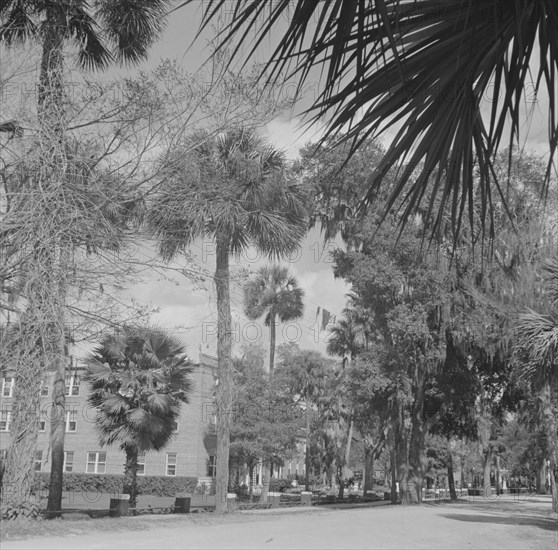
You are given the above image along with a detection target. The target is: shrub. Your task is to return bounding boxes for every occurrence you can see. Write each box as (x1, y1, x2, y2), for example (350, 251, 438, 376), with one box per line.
(269, 478, 290, 493)
(1, 501, 40, 520)
(32, 473, 198, 497)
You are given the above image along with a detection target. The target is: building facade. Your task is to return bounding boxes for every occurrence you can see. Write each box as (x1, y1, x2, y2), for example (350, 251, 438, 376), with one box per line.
(0, 353, 218, 483)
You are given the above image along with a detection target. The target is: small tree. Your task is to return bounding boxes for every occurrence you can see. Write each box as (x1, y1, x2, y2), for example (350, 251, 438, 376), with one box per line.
(244, 264, 304, 376)
(84, 326, 193, 509)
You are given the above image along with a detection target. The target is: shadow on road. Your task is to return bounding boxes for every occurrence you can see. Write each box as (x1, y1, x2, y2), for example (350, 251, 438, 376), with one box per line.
(440, 512, 557, 532)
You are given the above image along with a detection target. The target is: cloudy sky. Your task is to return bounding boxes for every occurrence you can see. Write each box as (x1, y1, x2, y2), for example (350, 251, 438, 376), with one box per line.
(75, 4, 553, 365)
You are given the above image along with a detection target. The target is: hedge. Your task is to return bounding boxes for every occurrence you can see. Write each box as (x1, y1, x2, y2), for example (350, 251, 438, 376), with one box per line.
(32, 473, 198, 497)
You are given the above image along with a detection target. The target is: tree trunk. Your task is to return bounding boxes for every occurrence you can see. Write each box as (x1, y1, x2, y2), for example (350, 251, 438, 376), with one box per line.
(537, 457, 547, 495)
(344, 414, 354, 467)
(390, 447, 398, 504)
(269, 312, 276, 377)
(495, 454, 501, 496)
(42, 5, 70, 518)
(408, 362, 426, 504)
(393, 401, 408, 503)
(337, 463, 344, 499)
(1, 342, 42, 512)
(123, 447, 139, 509)
(447, 440, 457, 501)
(259, 462, 272, 503)
(305, 391, 311, 492)
(483, 449, 493, 499)
(214, 236, 233, 513)
(45, 354, 67, 518)
(363, 444, 374, 496)
(550, 462, 557, 514)
(540, 382, 558, 512)
(248, 463, 254, 501)
(3, 3, 68, 517)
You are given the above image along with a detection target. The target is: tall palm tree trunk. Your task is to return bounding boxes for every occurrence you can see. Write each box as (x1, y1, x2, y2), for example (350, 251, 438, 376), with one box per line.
(214, 236, 233, 513)
(45, 352, 67, 518)
(259, 311, 277, 503)
(46, 246, 69, 518)
(269, 312, 276, 377)
(123, 446, 139, 510)
(305, 395, 311, 492)
(40, 5, 70, 519)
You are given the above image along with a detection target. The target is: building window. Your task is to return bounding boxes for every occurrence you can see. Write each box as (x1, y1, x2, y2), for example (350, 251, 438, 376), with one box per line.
(2, 377, 14, 398)
(40, 381, 49, 397)
(65, 410, 77, 432)
(0, 449, 7, 461)
(35, 450, 43, 472)
(137, 451, 146, 476)
(0, 411, 12, 432)
(172, 420, 179, 433)
(63, 451, 74, 473)
(86, 452, 106, 474)
(38, 416, 46, 432)
(65, 375, 80, 396)
(207, 455, 217, 477)
(166, 453, 177, 476)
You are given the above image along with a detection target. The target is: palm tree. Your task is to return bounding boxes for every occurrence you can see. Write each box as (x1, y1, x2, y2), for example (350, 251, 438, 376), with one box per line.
(1, 1, 172, 516)
(327, 314, 366, 369)
(148, 127, 307, 511)
(182, 0, 557, 240)
(516, 257, 558, 512)
(244, 264, 305, 376)
(243, 264, 304, 502)
(84, 326, 193, 509)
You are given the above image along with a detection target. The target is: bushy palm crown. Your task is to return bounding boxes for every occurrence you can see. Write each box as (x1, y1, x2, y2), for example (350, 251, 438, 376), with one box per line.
(184, 0, 558, 239)
(244, 265, 304, 326)
(516, 258, 558, 390)
(85, 326, 193, 452)
(0, 0, 171, 69)
(148, 128, 307, 260)
(326, 316, 365, 364)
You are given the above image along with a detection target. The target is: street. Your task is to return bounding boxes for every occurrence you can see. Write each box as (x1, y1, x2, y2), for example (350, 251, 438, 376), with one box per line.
(2, 496, 557, 550)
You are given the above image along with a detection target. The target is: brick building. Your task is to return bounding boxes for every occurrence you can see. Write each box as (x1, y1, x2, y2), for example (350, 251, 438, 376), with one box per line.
(0, 352, 218, 483)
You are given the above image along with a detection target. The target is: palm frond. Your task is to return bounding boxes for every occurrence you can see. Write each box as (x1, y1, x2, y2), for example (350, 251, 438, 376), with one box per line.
(183, 0, 558, 241)
(97, 0, 171, 65)
(0, 1, 37, 43)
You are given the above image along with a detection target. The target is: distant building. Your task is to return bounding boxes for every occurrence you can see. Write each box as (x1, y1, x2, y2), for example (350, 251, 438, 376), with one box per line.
(0, 353, 218, 484)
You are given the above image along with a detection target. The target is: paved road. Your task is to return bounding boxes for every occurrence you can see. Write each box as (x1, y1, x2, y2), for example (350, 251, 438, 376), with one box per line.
(3, 496, 557, 549)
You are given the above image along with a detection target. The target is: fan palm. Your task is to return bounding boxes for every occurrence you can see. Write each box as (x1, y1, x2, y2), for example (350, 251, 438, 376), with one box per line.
(244, 264, 305, 376)
(516, 258, 558, 512)
(0, 1, 170, 70)
(182, 0, 558, 240)
(148, 127, 307, 511)
(327, 314, 366, 368)
(516, 258, 558, 390)
(84, 326, 193, 509)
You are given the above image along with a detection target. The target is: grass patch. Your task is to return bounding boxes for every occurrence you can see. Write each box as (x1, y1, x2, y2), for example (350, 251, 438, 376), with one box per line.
(0, 515, 152, 542)
(0, 508, 255, 542)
